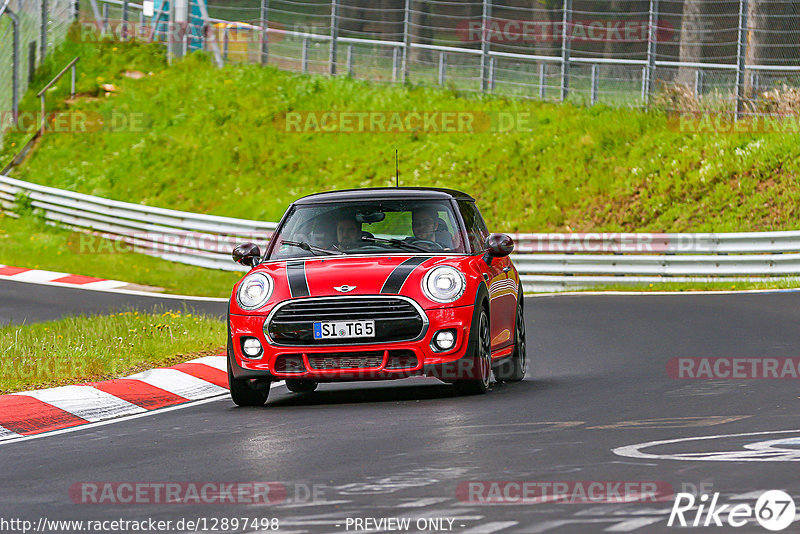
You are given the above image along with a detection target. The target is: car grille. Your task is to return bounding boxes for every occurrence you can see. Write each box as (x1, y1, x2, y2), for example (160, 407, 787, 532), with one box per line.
(267, 297, 426, 346)
(273, 350, 419, 372)
(308, 351, 384, 370)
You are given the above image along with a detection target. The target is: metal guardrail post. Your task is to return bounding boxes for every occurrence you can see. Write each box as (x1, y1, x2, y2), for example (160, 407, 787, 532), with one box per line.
(71, 63, 76, 97)
(329, 0, 339, 75)
(302, 37, 309, 72)
(590, 64, 598, 105)
(438, 51, 446, 86)
(538, 63, 545, 99)
(645, 0, 658, 106)
(346, 44, 353, 76)
(41, 0, 49, 63)
(401, 0, 410, 83)
(560, 0, 572, 101)
(37, 57, 80, 135)
(480, 0, 491, 92)
(260, 0, 269, 64)
(735, 0, 749, 119)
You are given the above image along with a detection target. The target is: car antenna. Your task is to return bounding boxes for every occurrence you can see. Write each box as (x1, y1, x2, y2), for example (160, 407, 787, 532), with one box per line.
(395, 149, 400, 187)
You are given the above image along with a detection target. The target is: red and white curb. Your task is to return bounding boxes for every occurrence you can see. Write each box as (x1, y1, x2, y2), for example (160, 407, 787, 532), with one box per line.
(0, 355, 231, 442)
(0, 264, 129, 291)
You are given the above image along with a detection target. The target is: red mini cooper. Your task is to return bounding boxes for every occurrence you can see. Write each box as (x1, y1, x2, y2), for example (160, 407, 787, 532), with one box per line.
(227, 188, 527, 406)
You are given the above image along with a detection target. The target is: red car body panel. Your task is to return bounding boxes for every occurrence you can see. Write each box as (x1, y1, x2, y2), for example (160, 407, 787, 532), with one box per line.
(229, 254, 520, 381)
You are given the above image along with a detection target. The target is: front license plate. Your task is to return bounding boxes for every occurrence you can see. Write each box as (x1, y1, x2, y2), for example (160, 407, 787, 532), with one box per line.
(313, 320, 375, 339)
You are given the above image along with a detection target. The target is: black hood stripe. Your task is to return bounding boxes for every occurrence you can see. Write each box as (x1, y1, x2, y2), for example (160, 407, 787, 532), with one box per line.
(286, 260, 310, 297)
(380, 257, 428, 294)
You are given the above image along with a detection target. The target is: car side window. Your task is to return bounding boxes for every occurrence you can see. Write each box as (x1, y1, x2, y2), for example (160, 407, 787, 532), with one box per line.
(457, 200, 489, 254)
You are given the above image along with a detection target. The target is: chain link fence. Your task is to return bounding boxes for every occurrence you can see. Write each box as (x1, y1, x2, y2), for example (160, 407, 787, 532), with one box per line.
(3, 0, 800, 143)
(0, 0, 73, 145)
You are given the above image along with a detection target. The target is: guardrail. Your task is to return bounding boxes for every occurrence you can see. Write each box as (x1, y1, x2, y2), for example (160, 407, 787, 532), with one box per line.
(1, 175, 798, 290)
(0, 175, 275, 272)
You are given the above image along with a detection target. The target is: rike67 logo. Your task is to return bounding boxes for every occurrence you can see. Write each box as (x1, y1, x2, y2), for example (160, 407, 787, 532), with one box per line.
(668, 490, 796, 531)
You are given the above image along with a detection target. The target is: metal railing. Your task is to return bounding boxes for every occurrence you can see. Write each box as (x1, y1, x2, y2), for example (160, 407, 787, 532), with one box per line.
(36, 56, 78, 134)
(2, 174, 798, 291)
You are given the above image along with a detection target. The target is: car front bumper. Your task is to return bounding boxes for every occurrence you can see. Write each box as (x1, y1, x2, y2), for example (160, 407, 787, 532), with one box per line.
(229, 304, 475, 381)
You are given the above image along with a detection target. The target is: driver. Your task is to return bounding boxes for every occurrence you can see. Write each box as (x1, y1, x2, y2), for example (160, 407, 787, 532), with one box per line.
(336, 217, 363, 249)
(411, 207, 439, 242)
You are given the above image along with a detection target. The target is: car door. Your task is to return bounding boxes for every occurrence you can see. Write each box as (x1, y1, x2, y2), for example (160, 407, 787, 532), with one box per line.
(457, 200, 516, 353)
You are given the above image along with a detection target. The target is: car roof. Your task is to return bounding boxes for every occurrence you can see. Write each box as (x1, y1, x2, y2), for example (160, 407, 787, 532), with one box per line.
(293, 187, 475, 205)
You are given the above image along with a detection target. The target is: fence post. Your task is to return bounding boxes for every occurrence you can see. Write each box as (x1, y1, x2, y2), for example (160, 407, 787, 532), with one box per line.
(751, 71, 759, 94)
(438, 51, 446, 86)
(346, 44, 353, 76)
(41, 0, 48, 63)
(72, 0, 79, 22)
(645, 0, 658, 106)
(71, 62, 76, 98)
(401, 0, 410, 83)
(122, 0, 128, 24)
(488, 56, 495, 92)
(222, 26, 229, 62)
(392, 46, 399, 82)
(590, 64, 598, 105)
(641, 66, 647, 102)
(260, 0, 269, 64)
(329, 0, 339, 75)
(694, 68, 703, 99)
(538, 63, 545, 98)
(302, 37, 309, 72)
(560, 0, 572, 101)
(480, 0, 491, 92)
(734, 0, 749, 118)
(102, 2, 108, 33)
(10, 11, 19, 123)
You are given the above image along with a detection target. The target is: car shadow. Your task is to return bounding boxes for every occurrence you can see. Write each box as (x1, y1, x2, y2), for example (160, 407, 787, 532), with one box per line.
(258, 377, 551, 408)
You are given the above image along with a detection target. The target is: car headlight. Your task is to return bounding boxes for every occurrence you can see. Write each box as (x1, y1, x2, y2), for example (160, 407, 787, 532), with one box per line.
(236, 272, 274, 310)
(422, 266, 466, 303)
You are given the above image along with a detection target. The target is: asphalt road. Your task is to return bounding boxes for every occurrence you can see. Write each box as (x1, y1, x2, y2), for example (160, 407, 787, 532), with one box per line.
(2, 284, 800, 533)
(0, 279, 227, 325)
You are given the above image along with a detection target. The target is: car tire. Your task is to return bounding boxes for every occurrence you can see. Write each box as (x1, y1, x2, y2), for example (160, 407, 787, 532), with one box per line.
(227, 321, 270, 407)
(453, 308, 491, 395)
(285, 379, 318, 393)
(493, 291, 527, 382)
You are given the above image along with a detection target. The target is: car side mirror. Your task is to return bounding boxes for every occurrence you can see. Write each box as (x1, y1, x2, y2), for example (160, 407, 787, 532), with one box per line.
(483, 233, 514, 265)
(232, 242, 262, 267)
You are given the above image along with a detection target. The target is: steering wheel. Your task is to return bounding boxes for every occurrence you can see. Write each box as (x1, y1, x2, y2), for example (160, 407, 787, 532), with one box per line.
(412, 239, 445, 251)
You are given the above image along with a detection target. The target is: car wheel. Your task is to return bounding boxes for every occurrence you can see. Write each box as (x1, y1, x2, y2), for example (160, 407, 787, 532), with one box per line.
(453, 308, 491, 395)
(285, 379, 318, 393)
(227, 325, 270, 407)
(493, 293, 527, 382)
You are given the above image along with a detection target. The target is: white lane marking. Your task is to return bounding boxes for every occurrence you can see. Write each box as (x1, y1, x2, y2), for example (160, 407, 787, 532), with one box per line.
(604, 518, 664, 532)
(187, 355, 227, 372)
(458, 521, 517, 534)
(397, 497, 452, 508)
(613, 429, 800, 462)
(82, 280, 128, 290)
(0, 381, 284, 446)
(124, 368, 227, 399)
(12, 385, 145, 422)
(0, 424, 21, 440)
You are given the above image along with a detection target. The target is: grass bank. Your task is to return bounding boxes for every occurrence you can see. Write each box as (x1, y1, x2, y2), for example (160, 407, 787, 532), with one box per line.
(6, 33, 800, 234)
(0, 310, 225, 394)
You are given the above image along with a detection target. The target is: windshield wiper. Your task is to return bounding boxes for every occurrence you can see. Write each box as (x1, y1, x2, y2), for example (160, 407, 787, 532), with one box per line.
(360, 236, 430, 253)
(281, 240, 343, 256)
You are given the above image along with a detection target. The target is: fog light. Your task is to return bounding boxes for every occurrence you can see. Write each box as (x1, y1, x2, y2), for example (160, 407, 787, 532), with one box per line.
(432, 329, 456, 352)
(242, 337, 263, 358)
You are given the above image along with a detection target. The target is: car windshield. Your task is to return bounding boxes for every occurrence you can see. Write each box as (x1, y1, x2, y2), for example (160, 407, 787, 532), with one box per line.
(267, 200, 467, 260)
